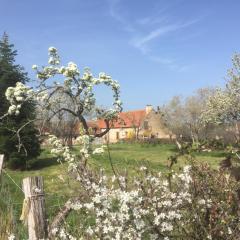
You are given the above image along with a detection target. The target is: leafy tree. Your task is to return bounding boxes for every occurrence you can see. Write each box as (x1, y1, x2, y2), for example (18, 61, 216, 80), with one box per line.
(0, 32, 40, 169)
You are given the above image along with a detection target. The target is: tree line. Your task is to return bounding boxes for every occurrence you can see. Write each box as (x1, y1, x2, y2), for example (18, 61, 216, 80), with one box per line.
(161, 54, 240, 148)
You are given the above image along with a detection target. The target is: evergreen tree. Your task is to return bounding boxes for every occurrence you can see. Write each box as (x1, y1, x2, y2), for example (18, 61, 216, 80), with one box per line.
(0, 33, 40, 169)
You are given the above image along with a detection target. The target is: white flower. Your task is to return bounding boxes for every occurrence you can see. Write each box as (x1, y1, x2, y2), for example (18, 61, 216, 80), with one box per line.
(32, 64, 38, 70)
(198, 199, 206, 205)
(48, 46, 57, 53)
(51, 227, 58, 235)
(93, 146, 105, 154)
(161, 222, 173, 232)
(86, 227, 94, 235)
(84, 202, 94, 210)
(48, 57, 55, 64)
(15, 110, 20, 115)
(140, 166, 147, 171)
(8, 105, 16, 114)
(8, 234, 15, 240)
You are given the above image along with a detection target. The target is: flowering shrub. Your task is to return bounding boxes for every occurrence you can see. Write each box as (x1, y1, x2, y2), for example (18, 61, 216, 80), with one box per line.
(48, 134, 240, 239)
(48, 150, 240, 239)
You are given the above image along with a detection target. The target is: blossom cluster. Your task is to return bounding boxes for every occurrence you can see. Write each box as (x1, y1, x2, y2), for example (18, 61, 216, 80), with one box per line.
(5, 82, 33, 115)
(49, 134, 106, 171)
(51, 163, 193, 239)
(48, 135, 77, 171)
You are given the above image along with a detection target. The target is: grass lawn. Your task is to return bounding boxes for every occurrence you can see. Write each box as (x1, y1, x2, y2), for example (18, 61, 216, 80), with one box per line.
(0, 142, 227, 237)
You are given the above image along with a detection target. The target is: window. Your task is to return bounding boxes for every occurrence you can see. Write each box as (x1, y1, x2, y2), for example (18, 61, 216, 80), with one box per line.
(116, 132, 119, 140)
(143, 121, 149, 130)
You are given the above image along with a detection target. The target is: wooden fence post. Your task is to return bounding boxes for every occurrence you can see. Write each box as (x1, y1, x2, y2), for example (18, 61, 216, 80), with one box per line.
(22, 176, 47, 240)
(0, 154, 4, 176)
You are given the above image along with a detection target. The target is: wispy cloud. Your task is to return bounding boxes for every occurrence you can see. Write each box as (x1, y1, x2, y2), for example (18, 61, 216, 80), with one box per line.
(149, 56, 174, 65)
(149, 56, 192, 72)
(136, 15, 169, 26)
(131, 19, 199, 53)
(131, 24, 180, 54)
(108, 0, 124, 23)
(108, 0, 135, 32)
(106, 0, 201, 71)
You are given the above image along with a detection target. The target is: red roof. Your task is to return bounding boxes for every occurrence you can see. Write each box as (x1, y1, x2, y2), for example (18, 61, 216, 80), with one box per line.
(97, 110, 146, 129)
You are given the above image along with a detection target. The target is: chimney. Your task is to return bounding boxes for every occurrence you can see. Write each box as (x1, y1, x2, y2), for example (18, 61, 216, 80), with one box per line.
(145, 105, 153, 115)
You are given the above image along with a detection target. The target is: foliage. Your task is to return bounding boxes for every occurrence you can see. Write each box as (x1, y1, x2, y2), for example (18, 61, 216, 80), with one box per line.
(0, 33, 40, 169)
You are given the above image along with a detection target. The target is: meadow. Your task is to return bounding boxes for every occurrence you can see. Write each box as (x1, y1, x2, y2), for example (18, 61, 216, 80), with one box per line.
(1, 142, 227, 238)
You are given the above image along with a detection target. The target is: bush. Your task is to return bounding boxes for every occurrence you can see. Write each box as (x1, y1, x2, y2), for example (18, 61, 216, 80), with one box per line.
(138, 138, 174, 147)
(7, 151, 39, 170)
(50, 160, 240, 239)
(7, 152, 25, 169)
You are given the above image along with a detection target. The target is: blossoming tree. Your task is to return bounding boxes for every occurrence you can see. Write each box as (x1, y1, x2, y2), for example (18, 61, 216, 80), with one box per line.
(201, 53, 240, 142)
(3, 47, 122, 160)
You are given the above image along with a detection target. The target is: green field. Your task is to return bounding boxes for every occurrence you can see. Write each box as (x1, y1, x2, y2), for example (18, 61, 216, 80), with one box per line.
(4, 143, 226, 193)
(1, 143, 226, 238)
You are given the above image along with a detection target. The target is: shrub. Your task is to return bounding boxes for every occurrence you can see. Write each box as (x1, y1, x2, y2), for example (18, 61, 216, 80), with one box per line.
(48, 159, 240, 239)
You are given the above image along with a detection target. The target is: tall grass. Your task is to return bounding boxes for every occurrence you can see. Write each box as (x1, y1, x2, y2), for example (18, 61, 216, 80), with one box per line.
(0, 174, 27, 239)
(0, 175, 15, 239)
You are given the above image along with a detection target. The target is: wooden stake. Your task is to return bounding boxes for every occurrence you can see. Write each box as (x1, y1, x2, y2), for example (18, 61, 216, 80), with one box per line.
(22, 176, 47, 240)
(0, 154, 4, 176)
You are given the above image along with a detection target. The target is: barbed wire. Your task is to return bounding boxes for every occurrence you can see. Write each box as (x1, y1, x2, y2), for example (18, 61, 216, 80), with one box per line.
(2, 169, 24, 193)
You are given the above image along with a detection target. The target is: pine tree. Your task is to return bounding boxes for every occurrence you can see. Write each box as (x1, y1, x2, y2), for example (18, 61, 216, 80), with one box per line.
(0, 33, 40, 169)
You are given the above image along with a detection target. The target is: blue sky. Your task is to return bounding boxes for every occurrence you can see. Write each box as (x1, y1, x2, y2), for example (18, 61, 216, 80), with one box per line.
(1, 0, 240, 110)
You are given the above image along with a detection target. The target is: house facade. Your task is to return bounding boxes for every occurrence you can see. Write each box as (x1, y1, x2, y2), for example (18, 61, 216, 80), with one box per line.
(95, 105, 173, 143)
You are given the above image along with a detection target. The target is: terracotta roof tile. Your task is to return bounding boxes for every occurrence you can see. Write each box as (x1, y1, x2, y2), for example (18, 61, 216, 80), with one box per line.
(97, 109, 146, 129)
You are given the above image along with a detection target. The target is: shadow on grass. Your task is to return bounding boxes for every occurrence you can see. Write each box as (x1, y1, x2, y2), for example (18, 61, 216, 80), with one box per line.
(30, 156, 59, 170)
(195, 151, 227, 158)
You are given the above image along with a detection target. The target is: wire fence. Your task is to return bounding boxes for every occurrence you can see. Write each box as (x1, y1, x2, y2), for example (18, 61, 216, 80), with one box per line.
(0, 165, 82, 239)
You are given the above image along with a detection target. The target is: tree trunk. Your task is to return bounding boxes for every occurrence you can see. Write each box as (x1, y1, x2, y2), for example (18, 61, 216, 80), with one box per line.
(235, 121, 240, 143)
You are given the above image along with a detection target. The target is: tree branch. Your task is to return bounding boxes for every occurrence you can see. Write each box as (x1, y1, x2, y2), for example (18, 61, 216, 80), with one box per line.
(94, 119, 110, 138)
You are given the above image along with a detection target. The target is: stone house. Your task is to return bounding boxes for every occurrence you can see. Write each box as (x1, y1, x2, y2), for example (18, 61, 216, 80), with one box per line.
(94, 105, 172, 143)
